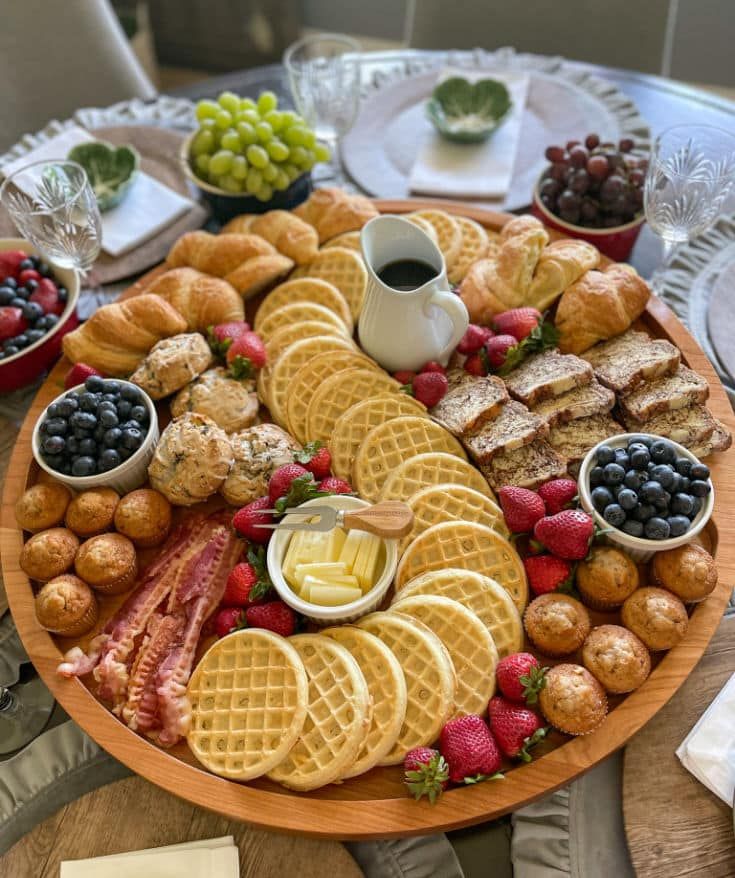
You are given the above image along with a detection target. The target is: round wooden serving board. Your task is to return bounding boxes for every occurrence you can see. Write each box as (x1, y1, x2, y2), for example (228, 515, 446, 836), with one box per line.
(2, 200, 734, 840)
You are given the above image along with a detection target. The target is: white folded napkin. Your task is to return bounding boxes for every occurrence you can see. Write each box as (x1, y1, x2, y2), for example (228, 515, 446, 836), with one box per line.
(676, 670, 735, 804)
(1, 125, 195, 258)
(408, 68, 530, 200)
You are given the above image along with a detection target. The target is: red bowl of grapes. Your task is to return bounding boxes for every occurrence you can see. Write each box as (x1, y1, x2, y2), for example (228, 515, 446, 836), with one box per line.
(0, 239, 79, 393)
(532, 134, 647, 262)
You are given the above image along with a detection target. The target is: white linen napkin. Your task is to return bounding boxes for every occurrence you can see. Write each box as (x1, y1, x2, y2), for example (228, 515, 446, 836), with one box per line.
(676, 670, 735, 804)
(408, 68, 530, 200)
(1, 125, 195, 258)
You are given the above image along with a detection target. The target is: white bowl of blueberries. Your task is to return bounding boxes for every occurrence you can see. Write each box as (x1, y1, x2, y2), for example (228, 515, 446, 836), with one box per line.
(32, 376, 159, 494)
(578, 433, 714, 562)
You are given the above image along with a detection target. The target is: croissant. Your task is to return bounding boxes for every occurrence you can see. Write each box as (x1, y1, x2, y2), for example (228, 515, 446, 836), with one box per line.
(221, 210, 318, 265)
(458, 258, 509, 325)
(144, 268, 244, 332)
(500, 214, 548, 243)
(556, 264, 651, 354)
(526, 239, 600, 311)
(62, 294, 188, 377)
(293, 187, 379, 243)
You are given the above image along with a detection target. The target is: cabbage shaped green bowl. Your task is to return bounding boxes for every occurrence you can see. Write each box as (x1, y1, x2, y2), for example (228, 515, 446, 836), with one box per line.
(67, 141, 140, 211)
(426, 77, 513, 143)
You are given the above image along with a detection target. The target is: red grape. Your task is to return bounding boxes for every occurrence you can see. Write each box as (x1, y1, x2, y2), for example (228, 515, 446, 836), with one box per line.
(569, 169, 590, 193)
(560, 207, 581, 224)
(629, 168, 645, 187)
(587, 155, 609, 180)
(569, 145, 589, 168)
(558, 189, 580, 211)
(566, 140, 581, 150)
(549, 162, 569, 182)
(545, 145, 565, 162)
(600, 174, 625, 200)
(585, 133, 600, 149)
(540, 178, 561, 199)
(619, 137, 634, 152)
(580, 200, 599, 222)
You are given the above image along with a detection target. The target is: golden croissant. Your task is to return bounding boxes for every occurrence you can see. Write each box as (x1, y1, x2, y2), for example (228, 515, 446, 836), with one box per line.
(526, 238, 600, 311)
(144, 268, 244, 332)
(221, 210, 318, 265)
(293, 187, 379, 243)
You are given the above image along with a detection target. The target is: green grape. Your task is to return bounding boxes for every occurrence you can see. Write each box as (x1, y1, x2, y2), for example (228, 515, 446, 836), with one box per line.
(194, 153, 211, 175)
(217, 91, 241, 114)
(301, 150, 316, 170)
(263, 110, 284, 132)
(195, 99, 219, 121)
(219, 174, 243, 193)
(214, 110, 233, 130)
(289, 145, 309, 167)
(273, 169, 290, 191)
(239, 97, 257, 111)
(245, 167, 263, 195)
(283, 162, 301, 182)
(255, 182, 274, 202)
(257, 91, 278, 114)
(265, 139, 289, 162)
(255, 121, 274, 143)
(210, 149, 235, 176)
(246, 144, 269, 169)
(220, 130, 241, 152)
(199, 118, 216, 131)
(262, 162, 278, 182)
(303, 129, 316, 149)
(231, 155, 249, 180)
(314, 142, 331, 163)
(236, 121, 257, 146)
(240, 108, 260, 126)
(284, 126, 308, 147)
(280, 110, 298, 128)
(191, 129, 215, 156)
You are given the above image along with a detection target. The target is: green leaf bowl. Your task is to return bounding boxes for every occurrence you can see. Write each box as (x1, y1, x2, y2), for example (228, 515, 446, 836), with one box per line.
(67, 141, 140, 211)
(426, 77, 513, 143)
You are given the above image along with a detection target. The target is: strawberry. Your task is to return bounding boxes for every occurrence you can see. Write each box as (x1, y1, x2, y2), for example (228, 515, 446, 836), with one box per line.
(226, 330, 267, 378)
(208, 320, 250, 357)
(393, 369, 416, 385)
(0, 250, 29, 280)
(457, 323, 493, 355)
(318, 476, 353, 495)
(485, 334, 518, 369)
(294, 440, 332, 480)
(232, 497, 275, 544)
(411, 371, 448, 407)
(18, 268, 41, 286)
(64, 362, 104, 390)
(222, 546, 272, 607)
(214, 606, 244, 639)
(0, 307, 27, 341)
(464, 348, 489, 376)
(439, 714, 503, 783)
(420, 360, 446, 375)
(538, 478, 578, 515)
(268, 463, 310, 506)
(404, 747, 449, 804)
(498, 486, 546, 534)
(487, 696, 547, 762)
(496, 653, 548, 705)
(30, 278, 63, 315)
(494, 319, 559, 376)
(533, 509, 594, 561)
(493, 308, 542, 341)
(245, 600, 296, 637)
(524, 554, 574, 596)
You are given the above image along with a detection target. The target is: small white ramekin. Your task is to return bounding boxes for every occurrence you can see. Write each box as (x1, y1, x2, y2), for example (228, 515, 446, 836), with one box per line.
(267, 495, 397, 625)
(32, 381, 159, 494)
(578, 433, 714, 563)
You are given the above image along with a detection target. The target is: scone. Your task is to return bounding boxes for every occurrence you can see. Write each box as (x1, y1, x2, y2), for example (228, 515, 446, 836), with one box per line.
(20, 528, 79, 582)
(652, 544, 717, 603)
(539, 663, 608, 735)
(15, 482, 72, 532)
(65, 487, 120, 538)
(74, 533, 138, 595)
(130, 332, 213, 399)
(220, 423, 300, 506)
(621, 587, 688, 651)
(113, 488, 172, 548)
(35, 575, 98, 637)
(524, 593, 591, 657)
(582, 625, 651, 693)
(576, 546, 639, 610)
(148, 412, 233, 506)
(170, 367, 259, 433)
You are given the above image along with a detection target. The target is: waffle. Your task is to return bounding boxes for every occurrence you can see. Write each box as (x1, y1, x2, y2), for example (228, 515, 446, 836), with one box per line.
(404, 213, 439, 242)
(330, 393, 428, 481)
(395, 520, 528, 612)
(448, 216, 490, 284)
(399, 482, 508, 555)
(395, 568, 523, 657)
(322, 230, 362, 252)
(379, 451, 495, 503)
(356, 612, 456, 764)
(306, 368, 401, 444)
(291, 247, 367, 321)
(409, 209, 462, 272)
(257, 301, 351, 345)
(321, 626, 407, 777)
(266, 320, 347, 361)
(391, 595, 498, 717)
(256, 364, 273, 411)
(353, 416, 467, 502)
(267, 634, 371, 791)
(186, 630, 308, 781)
(254, 278, 353, 333)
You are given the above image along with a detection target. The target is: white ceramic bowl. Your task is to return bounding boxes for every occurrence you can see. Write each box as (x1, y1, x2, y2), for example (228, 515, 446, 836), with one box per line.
(32, 381, 159, 494)
(578, 433, 714, 562)
(267, 495, 398, 625)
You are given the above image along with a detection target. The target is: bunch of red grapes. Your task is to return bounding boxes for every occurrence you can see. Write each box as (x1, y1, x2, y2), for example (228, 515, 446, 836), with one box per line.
(538, 134, 647, 228)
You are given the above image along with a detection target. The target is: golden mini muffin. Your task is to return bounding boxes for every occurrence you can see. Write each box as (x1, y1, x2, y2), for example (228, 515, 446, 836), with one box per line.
(74, 533, 138, 595)
(582, 625, 651, 694)
(621, 586, 688, 652)
(539, 663, 608, 735)
(15, 482, 72, 532)
(652, 544, 717, 603)
(524, 593, 591, 657)
(34, 574, 98, 637)
(65, 487, 120, 538)
(576, 546, 639, 610)
(20, 528, 79, 582)
(113, 488, 172, 548)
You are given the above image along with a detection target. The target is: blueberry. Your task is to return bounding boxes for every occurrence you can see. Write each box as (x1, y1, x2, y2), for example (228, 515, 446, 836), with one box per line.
(99, 408, 119, 428)
(22, 300, 43, 323)
(633, 502, 656, 522)
(26, 328, 43, 343)
(0, 287, 15, 305)
(57, 397, 78, 418)
(84, 375, 105, 393)
(690, 496, 703, 518)
(3, 277, 16, 289)
(650, 439, 676, 464)
(73, 427, 92, 440)
(24, 279, 38, 293)
(93, 425, 105, 442)
(58, 286, 67, 303)
(653, 490, 671, 511)
(596, 445, 615, 465)
(629, 446, 650, 469)
(66, 436, 79, 455)
(71, 456, 96, 477)
(12, 334, 28, 348)
(613, 448, 629, 468)
(44, 313, 59, 327)
(79, 438, 97, 455)
(603, 503, 627, 527)
(43, 453, 63, 471)
(678, 476, 691, 493)
(100, 393, 118, 404)
(650, 464, 676, 490)
(690, 462, 710, 481)
(627, 435, 652, 448)
(602, 462, 625, 486)
(589, 466, 605, 488)
(96, 401, 116, 416)
(118, 446, 133, 461)
(121, 427, 143, 450)
(70, 411, 96, 431)
(103, 380, 121, 395)
(670, 493, 694, 516)
(624, 469, 646, 491)
(645, 516, 671, 540)
(47, 402, 61, 418)
(675, 457, 692, 477)
(621, 519, 644, 538)
(690, 480, 710, 497)
(591, 486, 614, 512)
(667, 515, 690, 537)
(618, 488, 638, 511)
(44, 417, 68, 436)
(129, 404, 147, 423)
(42, 435, 65, 455)
(120, 384, 142, 403)
(19, 257, 33, 271)
(116, 399, 132, 420)
(3, 345, 18, 356)
(59, 460, 73, 476)
(99, 448, 121, 471)
(9, 296, 26, 308)
(79, 392, 100, 413)
(120, 419, 141, 431)
(104, 427, 122, 447)
(640, 480, 665, 503)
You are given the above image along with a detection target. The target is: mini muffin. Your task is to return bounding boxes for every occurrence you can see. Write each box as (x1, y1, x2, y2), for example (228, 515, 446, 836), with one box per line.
(621, 587, 688, 651)
(524, 593, 591, 657)
(35, 574, 98, 637)
(65, 487, 120, 538)
(582, 625, 651, 694)
(113, 488, 172, 548)
(15, 482, 72, 532)
(20, 528, 79, 581)
(652, 544, 717, 603)
(576, 546, 639, 610)
(74, 533, 138, 595)
(539, 663, 608, 735)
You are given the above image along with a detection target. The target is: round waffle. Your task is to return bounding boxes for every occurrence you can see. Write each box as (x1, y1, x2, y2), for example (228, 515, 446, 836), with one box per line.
(395, 520, 528, 612)
(379, 452, 496, 503)
(306, 368, 401, 444)
(403, 214, 438, 242)
(408, 209, 462, 273)
(356, 612, 456, 764)
(321, 626, 407, 778)
(322, 230, 361, 252)
(394, 568, 523, 658)
(254, 278, 353, 333)
(353, 417, 467, 502)
(291, 247, 367, 320)
(448, 216, 490, 284)
(329, 393, 428, 481)
(390, 595, 498, 717)
(257, 301, 351, 344)
(186, 629, 308, 781)
(399, 482, 508, 555)
(267, 633, 371, 791)
(266, 320, 347, 361)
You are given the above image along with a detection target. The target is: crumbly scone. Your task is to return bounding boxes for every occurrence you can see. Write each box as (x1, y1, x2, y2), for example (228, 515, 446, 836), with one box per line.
(576, 546, 639, 610)
(130, 332, 213, 400)
(539, 663, 608, 735)
(64, 487, 120, 538)
(503, 349, 593, 406)
(15, 482, 72, 532)
(531, 380, 616, 428)
(462, 401, 547, 463)
(621, 587, 688, 651)
(113, 488, 172, 548)
(652, 544, 717, 603)
(618, 364, 709, 422)
(430, 374, 509, 436)
(171, 367, 259, 433)
(582, 625, 651, 694)
(74, 533, 138, 595)
(20, 528, 79, 582)
(34, 575, 98, 637)
(523, 593, 591, 657)
(220, 423, 301, 506)
(547, 413, 621, 465)
(581, 329, 680, 393)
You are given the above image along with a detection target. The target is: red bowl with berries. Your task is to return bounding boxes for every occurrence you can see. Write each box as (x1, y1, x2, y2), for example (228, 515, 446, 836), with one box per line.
(0, 239, 79, 392)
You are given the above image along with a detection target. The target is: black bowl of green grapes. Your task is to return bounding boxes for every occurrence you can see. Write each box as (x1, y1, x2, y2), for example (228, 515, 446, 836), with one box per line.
(182, 90, 331, 221)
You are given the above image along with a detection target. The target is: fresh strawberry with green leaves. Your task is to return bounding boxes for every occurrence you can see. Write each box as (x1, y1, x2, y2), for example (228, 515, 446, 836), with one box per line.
(464, 347, 489, 376)
(214, 606, 244, 639)
(64, 362, 105, 390)
(208, 320, 250, 357)
(318, 476, 353, 495)
(496, 653, 548, 705)
(485, 334, 518, 369)
(294, 440, 332, 480)
(457, 323, 493, 355)
(406, 371, 448, 407)
(268, 463, 310, 506)
(221, 546, 273, 607)
(232, 497, 274, 544)
(226, 330, 267, 378)
(524, 555, 574, 596)
(269, 467, 329, 513)
(245, 600, 296, 637)
(533, 509, 594, 561)
(393, 369, 416, 385)
(420, 360, 446, 375)
(498, 486, 546, 534)
(487, 696, 547, 762)
(538, 478, 578, 515)
(495, 319, 559, 376)
(0, 307, 27, 342)
(404, 747, 449, 804)
(493, 308, 542, 341)
(439, 714, 504, 783)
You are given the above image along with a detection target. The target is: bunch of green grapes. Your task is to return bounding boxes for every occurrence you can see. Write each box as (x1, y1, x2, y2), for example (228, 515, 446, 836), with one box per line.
(189, 91, 331, 201)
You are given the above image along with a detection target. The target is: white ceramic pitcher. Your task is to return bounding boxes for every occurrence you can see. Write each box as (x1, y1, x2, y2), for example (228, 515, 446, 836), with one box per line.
(358, 215, 469, 372)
